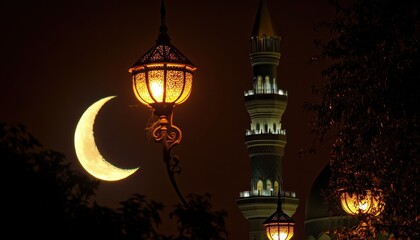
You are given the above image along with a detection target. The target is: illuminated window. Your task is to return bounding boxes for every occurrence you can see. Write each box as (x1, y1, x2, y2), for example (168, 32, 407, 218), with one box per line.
(267, 180, 272, 191)
(257, 180, 263, 194)
(265, 76, 271, 93)
(257, 76, 263, 93)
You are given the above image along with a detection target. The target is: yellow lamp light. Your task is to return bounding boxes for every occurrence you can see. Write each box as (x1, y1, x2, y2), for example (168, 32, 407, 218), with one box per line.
(130, 61, 195, 115)
(128, 1, 196, 117)
(264, 221, 294, 240)
(263, 189, 295, 240)
(340, 189, 384, 216)
(128, 0, 196, 150)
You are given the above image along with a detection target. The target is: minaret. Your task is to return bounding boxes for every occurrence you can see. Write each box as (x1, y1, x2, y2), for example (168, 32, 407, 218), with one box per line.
(236, 1, 299, 239)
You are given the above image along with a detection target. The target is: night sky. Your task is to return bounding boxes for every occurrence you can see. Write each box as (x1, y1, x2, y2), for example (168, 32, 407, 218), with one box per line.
(0, 0, 335, 239)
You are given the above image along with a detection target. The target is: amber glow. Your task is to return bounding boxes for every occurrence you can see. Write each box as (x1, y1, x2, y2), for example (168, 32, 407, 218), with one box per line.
(132, 63, 194, 107)
(265, 223, 294, 240)
(340, 190, 384, 216)
(149, 71, 164, 101)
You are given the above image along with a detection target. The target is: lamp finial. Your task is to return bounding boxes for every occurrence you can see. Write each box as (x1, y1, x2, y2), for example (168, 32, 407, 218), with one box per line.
(157, 0, 170, 43)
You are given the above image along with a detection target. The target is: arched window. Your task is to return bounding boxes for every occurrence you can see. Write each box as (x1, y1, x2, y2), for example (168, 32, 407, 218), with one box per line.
(264, 124, 268, 133)
(256, 123, 260, 132)
(265, 76, 271, 93)
(274, 181, 279, 195)
(257, 76, 263, 93)
(257, 180, 263, 195)
(273, 123, 277, 133)
(266, 180, 272, 191)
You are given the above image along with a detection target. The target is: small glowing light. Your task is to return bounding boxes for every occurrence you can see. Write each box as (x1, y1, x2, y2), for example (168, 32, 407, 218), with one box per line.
(265, 224, 294, 240)
(128, 20, 196, 116)
(340, 189, 384, 216)
(150, 81, 164, 102)
(131, 64, 195, 111)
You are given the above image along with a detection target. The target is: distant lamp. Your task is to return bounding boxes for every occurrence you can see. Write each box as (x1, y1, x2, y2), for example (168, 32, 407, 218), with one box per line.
(263, 190, 295, 240)
(128, 0, 196, 149)
(128, 0, 196, 207)
(339, 189, 384, 216)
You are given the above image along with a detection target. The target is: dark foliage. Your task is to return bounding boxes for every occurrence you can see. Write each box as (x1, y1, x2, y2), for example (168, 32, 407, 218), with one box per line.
(1, 123, 103, 239)
(170, 193, 228, 240)
(306, 0, 419, 238)
(0, 122, 227, 239)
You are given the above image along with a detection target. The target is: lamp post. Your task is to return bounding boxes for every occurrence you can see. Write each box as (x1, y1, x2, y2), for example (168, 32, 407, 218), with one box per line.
(128, 0, 196, 207)
(263, 189, 295, 240)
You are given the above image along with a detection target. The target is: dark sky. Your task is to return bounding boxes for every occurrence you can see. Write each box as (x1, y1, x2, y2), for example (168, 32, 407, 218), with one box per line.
(0, 0, 335, 239)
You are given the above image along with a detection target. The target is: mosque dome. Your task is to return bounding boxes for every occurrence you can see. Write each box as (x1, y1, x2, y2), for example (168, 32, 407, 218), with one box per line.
(305, 164, 331, 221)
(304, 164, 357, 239)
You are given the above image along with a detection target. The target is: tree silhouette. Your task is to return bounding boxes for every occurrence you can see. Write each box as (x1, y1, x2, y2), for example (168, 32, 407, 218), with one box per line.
(117, 193, 164, 239)
(1, 122, 228, 239)
(170, 193, 228, 240)
(1, 123, 102, 239)
(306, 0, 419, 238)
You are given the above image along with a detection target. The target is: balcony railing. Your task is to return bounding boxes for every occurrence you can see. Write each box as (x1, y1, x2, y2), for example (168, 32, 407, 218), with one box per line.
(244, 89, 287, 96)
(239, 190, 296, 198)
(245, 129, 286, 136)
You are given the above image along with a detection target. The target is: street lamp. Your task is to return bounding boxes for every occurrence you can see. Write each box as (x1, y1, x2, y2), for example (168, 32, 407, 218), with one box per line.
(263, 189, 295, 240)
(339, 189, 384, 216)
(128, 0, 196, 207)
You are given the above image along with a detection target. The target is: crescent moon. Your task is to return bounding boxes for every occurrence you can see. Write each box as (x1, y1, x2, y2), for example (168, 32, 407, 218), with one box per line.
(74, 95, 139, 181)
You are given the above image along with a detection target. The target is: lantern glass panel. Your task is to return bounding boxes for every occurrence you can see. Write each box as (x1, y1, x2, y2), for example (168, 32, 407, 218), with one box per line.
(165, 69, 184, 102)
(265, 224, 294, 240)
(148, 70, 165, 102)
(133, 72, 154, 105)
(340, 190, 384, 216)
(176, 72, 192, 104)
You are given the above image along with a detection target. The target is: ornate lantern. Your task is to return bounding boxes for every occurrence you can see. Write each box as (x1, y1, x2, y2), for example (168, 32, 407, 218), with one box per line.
(263, 190, 295, 240)
(340, 189, 384, 216)
(127, 0, 196, 207)
(128, 0, 196, 149)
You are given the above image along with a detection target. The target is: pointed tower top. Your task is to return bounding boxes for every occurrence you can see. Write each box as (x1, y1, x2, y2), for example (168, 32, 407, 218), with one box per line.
(252, 0, 277, 37)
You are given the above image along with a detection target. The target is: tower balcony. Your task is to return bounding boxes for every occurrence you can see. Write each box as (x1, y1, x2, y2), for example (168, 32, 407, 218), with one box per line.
(245, 132, 287, 146)
(245, 133, 287, 157)
(237, 190, 299, 219)
(239, 189, 296, 198)
(244, 89, 287, 97)
(244, 91, 287, 119)
(246, 129, 286, 136)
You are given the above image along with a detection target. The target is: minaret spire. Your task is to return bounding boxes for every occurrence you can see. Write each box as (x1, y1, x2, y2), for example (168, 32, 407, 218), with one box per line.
(252, 0, 277, 37)
(237, 1, 299, 239)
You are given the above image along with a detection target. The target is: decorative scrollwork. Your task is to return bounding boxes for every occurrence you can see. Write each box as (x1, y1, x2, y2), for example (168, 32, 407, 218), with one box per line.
(152, 115, 183, 150)
(150, 113, 188, 207)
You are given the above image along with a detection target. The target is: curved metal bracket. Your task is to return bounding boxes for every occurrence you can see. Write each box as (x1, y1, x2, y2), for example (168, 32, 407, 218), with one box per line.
(152, 115, 182, 150)
(163, 146, 188, 207)
(152, 113, 189, 207)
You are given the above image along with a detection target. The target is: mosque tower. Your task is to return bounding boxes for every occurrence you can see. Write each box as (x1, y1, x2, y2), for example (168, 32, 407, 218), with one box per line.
(236, 1, 299, 239)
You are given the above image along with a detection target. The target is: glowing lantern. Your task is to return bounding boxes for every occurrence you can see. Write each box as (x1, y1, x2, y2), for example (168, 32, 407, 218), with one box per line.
(264, 219, 295, 240)
(128, 0, 196, 151)
(128, 0, 196, 117)
(340, 189, 384, 216)
(263, 190, 295, 240)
